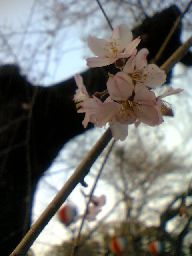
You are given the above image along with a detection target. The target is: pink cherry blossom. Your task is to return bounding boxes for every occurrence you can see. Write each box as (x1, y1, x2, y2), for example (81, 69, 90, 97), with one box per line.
(78, 96, 121, 128)
(85, 195, 106, 221)
(86, 24, 140, 67)
(133, 86, 163, 126)
(123, 48, 166, 88)
(85, 205, 101, 221)
(74, 45, 182, 141)
(107, 72, 134, 101)
(91, 195, 106, 207)
(107, 86, 163, 140)
(107, 72, 164, 123)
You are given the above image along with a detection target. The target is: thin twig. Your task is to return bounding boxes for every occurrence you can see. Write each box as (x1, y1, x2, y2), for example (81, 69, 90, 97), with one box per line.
(72, 140, 115, 256)
(154, 0, 192, 64)
(95, 0, 113, 31)
(10, 128, 112, 256)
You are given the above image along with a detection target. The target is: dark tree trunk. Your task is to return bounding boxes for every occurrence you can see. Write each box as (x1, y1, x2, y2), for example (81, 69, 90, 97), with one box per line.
(0, 65, 107, 255)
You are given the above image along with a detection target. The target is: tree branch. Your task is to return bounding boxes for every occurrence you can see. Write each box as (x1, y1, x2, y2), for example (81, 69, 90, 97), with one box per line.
(154, 0, 192, 64)
(10, 128, 112, 256)
(161, 36, 192, 74)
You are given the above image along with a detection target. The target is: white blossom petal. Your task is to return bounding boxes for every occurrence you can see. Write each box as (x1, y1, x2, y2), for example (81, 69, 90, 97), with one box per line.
(107, 72, 134, 101)
(112, 24, 133, 49)
(86, 206, 101, 221)
(79, 97, 121, 128)
(86, 25, 138, 67)
(123, 54, 136, 73)
(134, 105, 163, 126)
(91, 195, 106, 207)
(144, 64, 166, 88)
(88, 36, 108, 56)
(135, 48, 149, 70)
(134, 85, 156, 105)
(124, 37, 141, 56)
(159, 88, 183, 98)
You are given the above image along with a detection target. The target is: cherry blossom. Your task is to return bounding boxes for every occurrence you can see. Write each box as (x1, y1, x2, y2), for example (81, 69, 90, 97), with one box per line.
(74, 75, 120, 128)
(109, 86, 183, 140)
(86, 24, 140, 67)
(122, 48, 166, 88)
(74, 73, 182, 141)
(85, 195, 106, 221)
(77, 96, 121, 128)
(106, 85, 164, 140)
(106, 49, 166, 101)
(91, 194, 106, 206)
(74, 24, 183, 141)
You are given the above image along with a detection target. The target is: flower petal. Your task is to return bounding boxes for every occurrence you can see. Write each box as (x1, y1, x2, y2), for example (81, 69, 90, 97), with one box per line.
(107, 72, 134, 101)
(123, 54, 136, 73)
(86, 206, 101, 221)
(134, 85, 156, 105)
(112, 24, 133, 50)
(88, 36, 108, 56)
(159, 88, 183, 98)
(124, 37, 141, 56)
(79, 97, 121, 128)
(134, 105, 163, 126)
(74, 74, 84, 89)
(91, 195, 106, 206)
(144, 64, 166, 88)
(135, 48, 149, 70)
(110, 122, 128, 141)
(95, 100, 121, 126)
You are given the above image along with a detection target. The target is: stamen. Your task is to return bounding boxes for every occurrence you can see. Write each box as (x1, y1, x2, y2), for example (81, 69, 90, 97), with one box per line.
(129, 71, 147, 84)
(105, 41, 120, 57)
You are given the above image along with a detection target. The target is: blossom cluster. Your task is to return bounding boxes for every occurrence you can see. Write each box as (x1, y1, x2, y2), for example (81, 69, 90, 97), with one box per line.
(74, 25, 183, 140)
